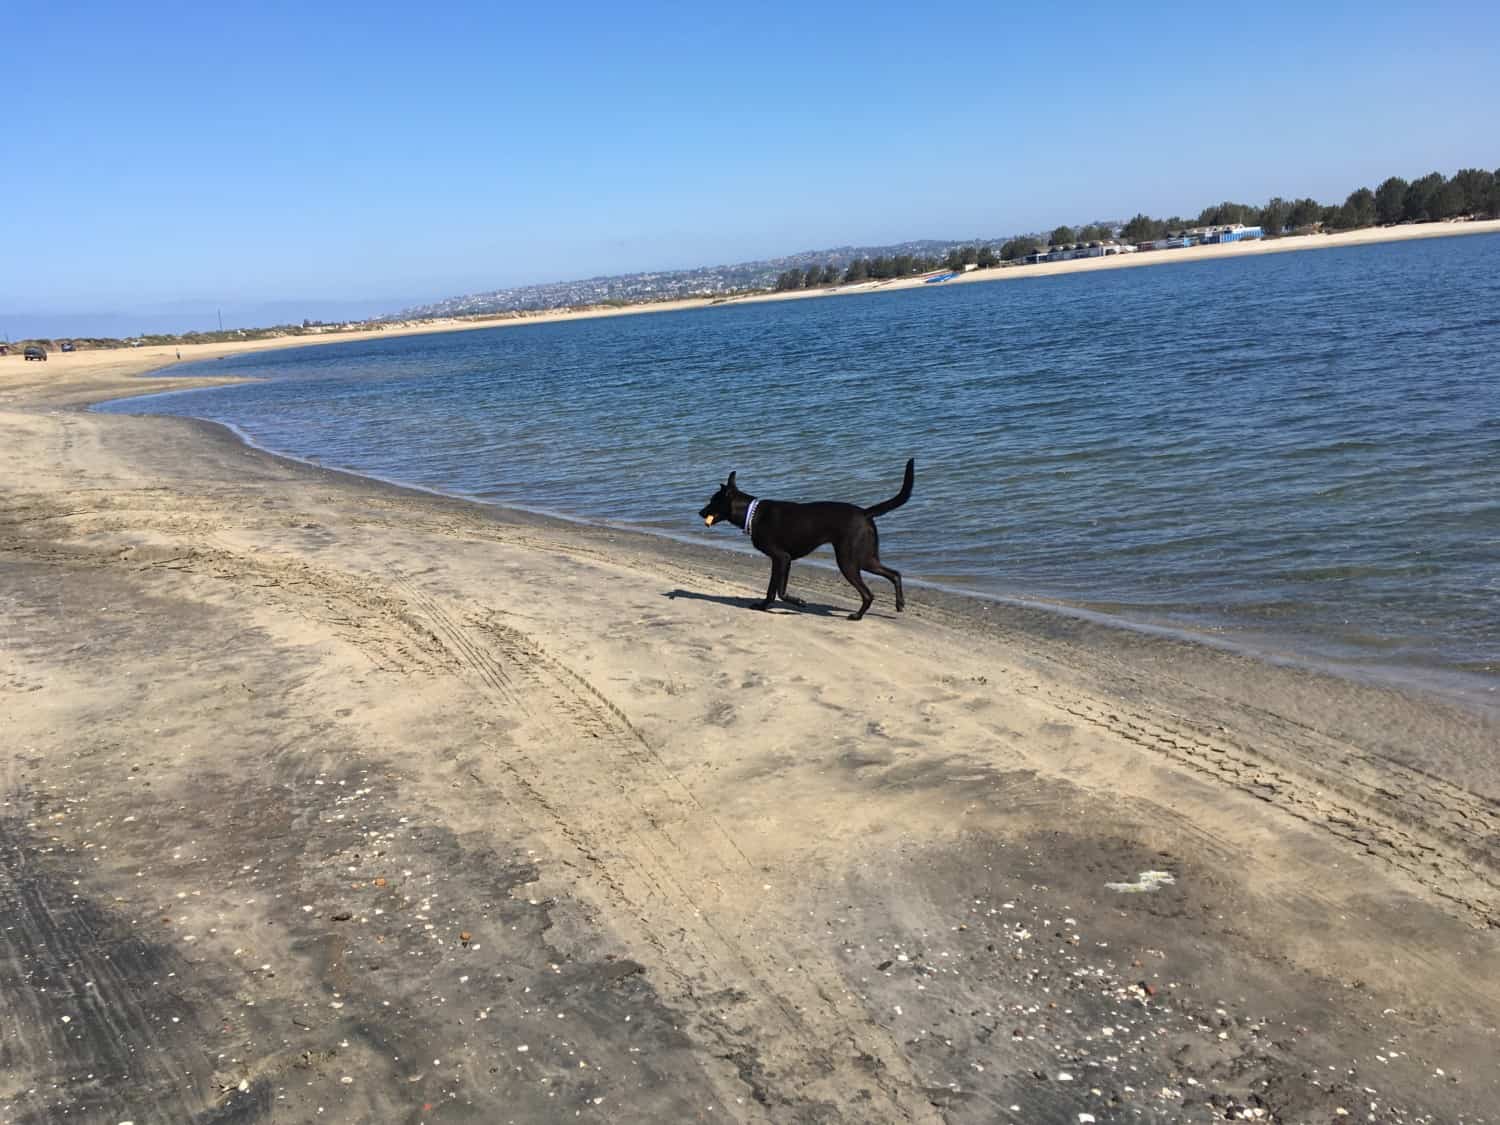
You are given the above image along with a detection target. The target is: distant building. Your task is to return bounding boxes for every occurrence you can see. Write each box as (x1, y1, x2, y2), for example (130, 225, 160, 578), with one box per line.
(1195, 224, 1263, 244)
(1023, 240, 1132, 265)
(1081, 241, 1133, 258)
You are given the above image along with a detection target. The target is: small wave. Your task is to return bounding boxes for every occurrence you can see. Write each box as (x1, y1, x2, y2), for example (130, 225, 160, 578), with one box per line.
(1278, 439, 1384, 459)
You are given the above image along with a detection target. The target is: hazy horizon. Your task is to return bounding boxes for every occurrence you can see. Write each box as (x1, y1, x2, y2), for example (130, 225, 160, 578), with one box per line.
(6, 0, 1497, 337)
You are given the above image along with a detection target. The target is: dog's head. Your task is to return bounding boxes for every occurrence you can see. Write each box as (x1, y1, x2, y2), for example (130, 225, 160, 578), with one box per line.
(698, 472, 738, 528)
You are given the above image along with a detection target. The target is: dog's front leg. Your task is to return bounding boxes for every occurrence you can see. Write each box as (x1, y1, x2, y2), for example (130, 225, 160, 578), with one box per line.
(761, 553, 789, 610)
(777, 564, 806, 608)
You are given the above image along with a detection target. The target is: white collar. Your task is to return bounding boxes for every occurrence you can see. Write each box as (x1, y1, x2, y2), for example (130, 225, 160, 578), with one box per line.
(743, 498, 760, 537)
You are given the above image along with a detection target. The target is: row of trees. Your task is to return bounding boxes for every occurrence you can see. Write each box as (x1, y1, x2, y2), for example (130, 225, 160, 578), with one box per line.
(845, 255, 940, 282)
(775, 225, 1141, 290)
(774, 265, 843, 289)
(1121, 167, 1499, 244)
(1372, 168, 1498, 224)
(944, 246, 983, 270)
(776, 253, 960, 290)
(1046, 224, 1114, 246)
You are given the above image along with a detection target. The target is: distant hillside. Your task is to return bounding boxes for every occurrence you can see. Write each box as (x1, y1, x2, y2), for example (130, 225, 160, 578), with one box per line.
(390, 239, 1006, 319)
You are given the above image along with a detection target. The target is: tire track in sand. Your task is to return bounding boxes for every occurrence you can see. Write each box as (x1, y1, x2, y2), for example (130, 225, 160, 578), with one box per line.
(886, 593, 1500, 930)
(1033, 688, 1500, 928)
(385, 569, 941, 1123)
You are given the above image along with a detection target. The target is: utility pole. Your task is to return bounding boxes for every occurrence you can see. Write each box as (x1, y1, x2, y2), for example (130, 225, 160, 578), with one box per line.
(217, 307, 223, 332)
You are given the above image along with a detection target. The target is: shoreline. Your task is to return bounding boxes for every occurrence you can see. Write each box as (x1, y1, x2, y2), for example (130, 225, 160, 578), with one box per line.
(4, 267, 1500, 1122)
(103, 395, 1500, 716)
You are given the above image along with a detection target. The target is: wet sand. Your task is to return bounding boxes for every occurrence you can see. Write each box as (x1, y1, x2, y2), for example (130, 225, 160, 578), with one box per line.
(2, 349, 1499, 1124)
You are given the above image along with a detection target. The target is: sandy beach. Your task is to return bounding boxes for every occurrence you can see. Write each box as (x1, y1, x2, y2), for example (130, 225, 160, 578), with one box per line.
(3, 343, 1500, 1123)
(0, 296, 727, 393)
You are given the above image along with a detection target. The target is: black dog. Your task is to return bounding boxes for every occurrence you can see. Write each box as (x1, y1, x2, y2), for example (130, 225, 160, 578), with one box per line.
(698, 459, 914, 620)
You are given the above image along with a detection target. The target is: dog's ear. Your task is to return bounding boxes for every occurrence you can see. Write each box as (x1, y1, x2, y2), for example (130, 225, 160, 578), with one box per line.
(726, 471, 736, 491)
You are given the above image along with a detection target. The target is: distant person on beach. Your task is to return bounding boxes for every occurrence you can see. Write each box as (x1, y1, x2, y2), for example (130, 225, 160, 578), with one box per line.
(176, 350, 181, 359)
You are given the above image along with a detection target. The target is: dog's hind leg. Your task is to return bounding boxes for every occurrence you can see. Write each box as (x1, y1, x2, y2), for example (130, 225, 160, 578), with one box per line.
(866, 557, 904, 612)
(834, 544, 876, 620)
(861, 525, 903, 611)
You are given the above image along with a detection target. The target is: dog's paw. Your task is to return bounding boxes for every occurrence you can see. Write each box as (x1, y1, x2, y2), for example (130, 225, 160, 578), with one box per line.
(782, 595, 806, 608)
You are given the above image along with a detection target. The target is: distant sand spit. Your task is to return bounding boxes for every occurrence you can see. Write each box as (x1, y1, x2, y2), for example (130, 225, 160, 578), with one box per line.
(752, 216, 1500, 303)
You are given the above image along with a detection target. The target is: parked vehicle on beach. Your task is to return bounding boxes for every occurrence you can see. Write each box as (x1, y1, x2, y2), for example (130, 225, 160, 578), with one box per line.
(60, 341, 76, 352)
(23, 345, 48, 361)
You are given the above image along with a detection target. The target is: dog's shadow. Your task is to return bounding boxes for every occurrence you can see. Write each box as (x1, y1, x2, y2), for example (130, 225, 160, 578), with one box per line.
(663, 588, 845, 617)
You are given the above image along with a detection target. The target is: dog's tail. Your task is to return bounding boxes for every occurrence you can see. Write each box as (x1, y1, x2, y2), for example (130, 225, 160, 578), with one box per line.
(864, 458, 915, 519)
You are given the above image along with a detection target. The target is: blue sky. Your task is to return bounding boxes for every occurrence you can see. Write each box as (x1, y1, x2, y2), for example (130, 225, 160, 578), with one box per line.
(4, 0, 1497, 335)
